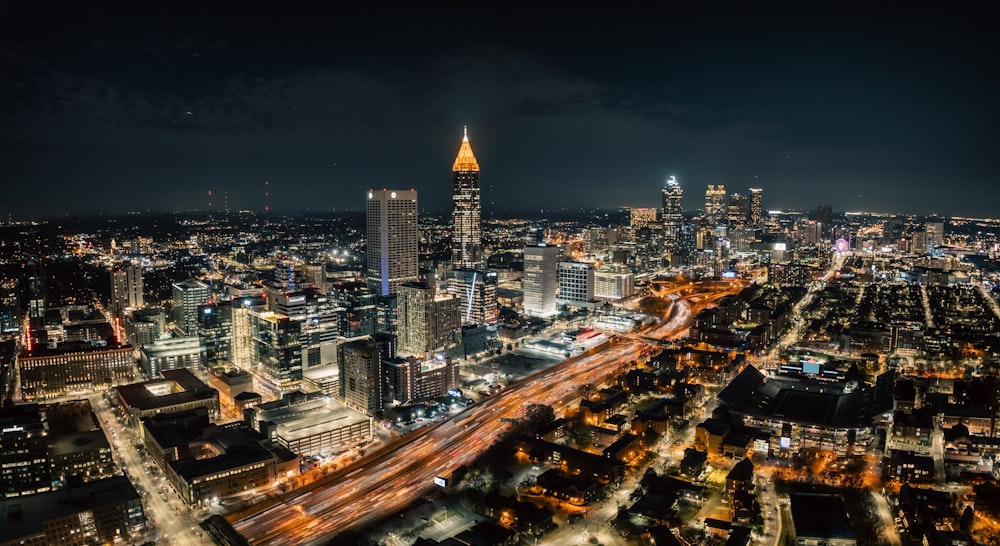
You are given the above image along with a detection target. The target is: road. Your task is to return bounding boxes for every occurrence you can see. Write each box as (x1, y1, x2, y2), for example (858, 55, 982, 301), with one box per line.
(90, 392, 213, 546)
(234, 284, 737, 545)
(234, 338, 646, 544)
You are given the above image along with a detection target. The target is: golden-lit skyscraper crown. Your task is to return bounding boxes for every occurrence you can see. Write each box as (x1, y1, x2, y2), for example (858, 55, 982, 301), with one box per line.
(451, 126, 480, 172)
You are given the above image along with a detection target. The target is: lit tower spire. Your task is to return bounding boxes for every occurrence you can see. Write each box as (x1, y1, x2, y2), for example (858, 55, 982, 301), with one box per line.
(451, 126, 482, 269)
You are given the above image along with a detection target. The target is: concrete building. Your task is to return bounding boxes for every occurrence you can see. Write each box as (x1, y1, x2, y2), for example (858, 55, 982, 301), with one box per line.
(594, 267, 635, 301)
(111, 265, 143, 315)
(17, 341, 135, 401)
(397, 282, 461, 358)
(338, 334, 394, 415)
(366, 189, 418, 296)
(0, 476, 145, 546)
(113, 369, 219, 427)
(384, 355, 459, 405)
(139, 336, 206, 378)
(254, 393, 372, 458)
(523, 244, 560, 318)
(557, 261, 596, 308)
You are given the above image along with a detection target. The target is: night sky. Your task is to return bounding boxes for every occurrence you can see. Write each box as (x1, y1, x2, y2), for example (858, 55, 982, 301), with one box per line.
(1, 3, 997, 219)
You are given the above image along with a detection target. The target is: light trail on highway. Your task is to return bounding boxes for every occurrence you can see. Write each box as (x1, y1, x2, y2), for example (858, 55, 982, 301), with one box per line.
(234, 288, 737, 545)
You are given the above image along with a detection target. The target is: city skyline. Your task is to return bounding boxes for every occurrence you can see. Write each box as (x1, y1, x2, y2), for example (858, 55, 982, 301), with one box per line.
(1, 4, 997, 219)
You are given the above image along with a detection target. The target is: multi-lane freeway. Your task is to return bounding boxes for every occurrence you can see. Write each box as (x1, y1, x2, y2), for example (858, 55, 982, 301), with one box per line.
(234, 338, 644, 544)
(234, 286, 740, 544)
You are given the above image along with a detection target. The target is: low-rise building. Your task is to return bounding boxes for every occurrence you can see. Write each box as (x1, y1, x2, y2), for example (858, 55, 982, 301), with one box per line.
(114, 368, 219, 427)
(253, 393, 372, 458)
(0, 476, 145, 546)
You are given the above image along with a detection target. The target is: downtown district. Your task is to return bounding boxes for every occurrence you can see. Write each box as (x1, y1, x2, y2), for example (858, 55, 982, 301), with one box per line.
(3, 132, 1000, 546)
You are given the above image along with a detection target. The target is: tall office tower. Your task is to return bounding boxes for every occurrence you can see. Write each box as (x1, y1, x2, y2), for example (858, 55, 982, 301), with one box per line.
(250, 310, 303, 397)
(171, 279, 210, 336)
(661, 176, 683, 243)
(556, 262, 595, 307)
(727, 192, 748, 227)
(451, 127, 483, 270)
(198, 301, 233, 367)
(705, 185, 727, 224)
(925, 220, 945, 251)
(630, 208, 657, 234)
(446, 268, 499, 326)
(111, 265, 143, 315)
(329, 281, 378, 337)
(366, 189, 419, 297)
(397, 282, 461, 358)
(0, 278, 19, 335)
(338, 333, 394, 415)
(748, 187, 763, 227)
(523, 244, 560, 318)
(230, 294, 266, 369)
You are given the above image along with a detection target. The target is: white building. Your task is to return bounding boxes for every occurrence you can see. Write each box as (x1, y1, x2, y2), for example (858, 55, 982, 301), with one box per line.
(523, 244, 560, 318)
(557, 261, 595, 307)
(366, 189, 418, 296)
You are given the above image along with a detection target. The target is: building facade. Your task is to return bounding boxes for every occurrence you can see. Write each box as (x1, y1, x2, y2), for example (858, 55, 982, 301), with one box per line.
(397, 282, 461, 358)
(451, 127, 483, 270)
(523, 244, 560, 318)
(366, 189, 418, 296)
(171, 279, 210, 336)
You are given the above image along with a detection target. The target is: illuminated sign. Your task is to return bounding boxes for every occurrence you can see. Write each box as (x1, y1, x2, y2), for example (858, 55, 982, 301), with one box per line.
(434, 476, 448, 488)
(287, 295, 306, 305)
(780, 436, 791, 449)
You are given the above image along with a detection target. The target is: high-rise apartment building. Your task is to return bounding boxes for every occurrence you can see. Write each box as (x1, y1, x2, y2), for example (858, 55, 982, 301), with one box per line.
(925, 221, 945, 250)
(397, 282, 461, 358)
(705, 185, 727, 224)
(451, 127, 483, 270)
(630, 207, 657, 234)
(446, 268, 499, 326)
(338, 334, 394, 415)
(171, 279, 210, 336)
(594, 266, 635, 301)
(111, 265, 143, 315)
(748, 187, 763, 227)
(523, 244, 560, 318)
(366, 189, 418, 297)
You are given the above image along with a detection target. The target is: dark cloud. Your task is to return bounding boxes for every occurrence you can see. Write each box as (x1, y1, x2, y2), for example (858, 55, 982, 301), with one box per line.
(0, 3, 997, 219)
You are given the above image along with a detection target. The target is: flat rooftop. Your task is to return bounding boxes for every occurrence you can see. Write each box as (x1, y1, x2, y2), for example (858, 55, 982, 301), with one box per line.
(257, 398, 369, 442)
(790, 493, 855, 540)
(115, 368, 216, 411)
(0, 476, 139, 543)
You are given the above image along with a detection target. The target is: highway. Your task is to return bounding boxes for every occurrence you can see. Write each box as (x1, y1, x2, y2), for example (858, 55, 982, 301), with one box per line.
(234, 338, 645, 544)
(235, 286, 738, 545)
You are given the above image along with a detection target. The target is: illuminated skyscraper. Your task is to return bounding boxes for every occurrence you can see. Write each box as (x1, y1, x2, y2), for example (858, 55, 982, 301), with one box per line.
(397, 282, 461, 358)
(705, 185, 727, 224)
(748, 187, 763, 227)
(523, 244, 560, 318)
(171, 279, 210, 336)
(366, 189, 418, 296)
(451, 127, 482, 270)
(727, 192, 747, 227)
(661, 176, 683, 243)
(111, 265, 143, 316)
(630, 207, 657, 235)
